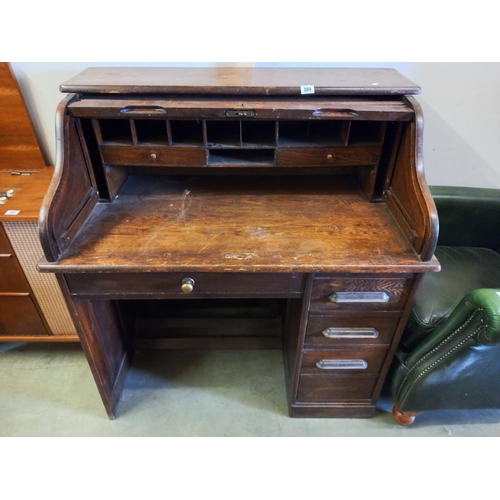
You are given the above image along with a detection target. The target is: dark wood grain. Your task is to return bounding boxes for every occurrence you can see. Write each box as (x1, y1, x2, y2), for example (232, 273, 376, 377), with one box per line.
(277, 146, 381, 167)
(100, 145, 207, 167)
(65, 272, 304, 298)
(39, 175, 439, 274)
(284, 274, 314, 409)
(39, 67, 439, 418)
(135, 337, 282, 350)
(297, 374, 378, 402)
(39, 97, 99, 261)
(384, 97, 439, 261)
(60, 67, 421, 96)
(56, 273, 131, 419)
(309, 276, 414, 312)
(305, 313, 401, 347)
(68, 96, 415, 121)
(300, 347, 388, 374)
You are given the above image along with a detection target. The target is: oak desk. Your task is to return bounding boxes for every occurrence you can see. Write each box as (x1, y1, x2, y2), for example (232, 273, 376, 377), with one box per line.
(39, 67, 439, 419)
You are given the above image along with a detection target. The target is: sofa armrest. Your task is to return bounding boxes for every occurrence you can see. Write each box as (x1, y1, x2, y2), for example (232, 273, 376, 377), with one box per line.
(430, 186, 500, 250)
(391, 289, 500, 411)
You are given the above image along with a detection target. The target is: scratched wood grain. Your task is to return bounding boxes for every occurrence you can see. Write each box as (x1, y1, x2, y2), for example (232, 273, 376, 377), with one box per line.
(40, 175, 439, 273)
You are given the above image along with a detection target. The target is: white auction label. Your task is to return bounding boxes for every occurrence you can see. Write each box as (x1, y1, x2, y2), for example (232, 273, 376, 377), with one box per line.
(5, 210, 20, 215)
(300, 85, 315, 95)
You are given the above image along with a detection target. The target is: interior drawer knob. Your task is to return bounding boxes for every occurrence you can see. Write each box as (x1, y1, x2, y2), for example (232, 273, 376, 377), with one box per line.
(150, 153, 157, 160)
(326, 154, 333, 163)
(181, 277, 195, 294)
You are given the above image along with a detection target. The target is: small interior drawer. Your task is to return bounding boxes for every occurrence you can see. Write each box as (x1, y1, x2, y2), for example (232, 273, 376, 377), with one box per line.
(277, 146, 381, 167)
(300, 347, 387, 374)
(310, 276, 413, 312)
(297, 373, 379, 402)
(0, 253, 30, 293)
(305, 313, 400, 347)
(100, 145, 207, 167)
(66, 272, 304, 298)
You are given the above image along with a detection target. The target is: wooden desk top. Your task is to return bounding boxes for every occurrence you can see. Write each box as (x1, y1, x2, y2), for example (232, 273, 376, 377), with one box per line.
(40, 174, 439, 274)
(60, 67, 421, 96)
(0, 167, 53, 222)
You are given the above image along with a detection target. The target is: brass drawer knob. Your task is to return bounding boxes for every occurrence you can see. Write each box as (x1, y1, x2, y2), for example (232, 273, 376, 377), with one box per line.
(181, 277, 195, 294)
(326, 154, 333, 163)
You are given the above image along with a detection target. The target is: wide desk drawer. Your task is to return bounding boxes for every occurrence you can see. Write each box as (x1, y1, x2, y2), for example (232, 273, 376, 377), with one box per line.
(310, 275, 413, 312)
(66, 272, 305, 298)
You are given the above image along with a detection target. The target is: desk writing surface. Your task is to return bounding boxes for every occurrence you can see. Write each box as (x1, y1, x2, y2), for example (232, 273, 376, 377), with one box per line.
(41, 175, 438, 273)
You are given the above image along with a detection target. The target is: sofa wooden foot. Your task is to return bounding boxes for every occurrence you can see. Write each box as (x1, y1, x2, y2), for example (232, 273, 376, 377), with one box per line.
(392, 402, 420, 425)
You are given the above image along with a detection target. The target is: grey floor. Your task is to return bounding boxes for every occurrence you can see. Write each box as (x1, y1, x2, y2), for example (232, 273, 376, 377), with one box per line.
(1, 342, 499, 437)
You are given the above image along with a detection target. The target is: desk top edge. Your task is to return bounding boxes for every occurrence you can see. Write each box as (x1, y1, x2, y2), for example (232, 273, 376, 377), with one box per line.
(60, 67, 421, 96)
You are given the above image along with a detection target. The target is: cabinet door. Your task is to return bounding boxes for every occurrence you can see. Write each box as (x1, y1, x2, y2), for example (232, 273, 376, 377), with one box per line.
(0, 294, 48, 336)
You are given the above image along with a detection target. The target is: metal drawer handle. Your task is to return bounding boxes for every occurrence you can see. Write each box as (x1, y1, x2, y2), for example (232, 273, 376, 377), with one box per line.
(316, 359, 368, 370)
(0, 253, 12, 258)
(322, 327, 379, 339)
(329, 291, 389, 303)
(120, 106, 167, 115)
(312, 109, 359, 118)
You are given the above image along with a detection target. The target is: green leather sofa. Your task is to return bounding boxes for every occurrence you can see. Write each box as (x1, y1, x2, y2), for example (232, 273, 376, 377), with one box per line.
(389, 186, 500, 424)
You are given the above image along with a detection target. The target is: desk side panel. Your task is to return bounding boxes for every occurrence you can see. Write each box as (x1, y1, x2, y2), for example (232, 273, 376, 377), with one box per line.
(39, 95, 99, 262)
(384, 97, 439, 261)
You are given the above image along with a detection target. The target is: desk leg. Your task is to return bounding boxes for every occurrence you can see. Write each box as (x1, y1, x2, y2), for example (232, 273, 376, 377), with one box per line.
(56, 276, 132, 419)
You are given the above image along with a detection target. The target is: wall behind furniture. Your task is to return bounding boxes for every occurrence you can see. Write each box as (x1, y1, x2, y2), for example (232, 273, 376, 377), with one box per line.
(10, 62, 500, 189)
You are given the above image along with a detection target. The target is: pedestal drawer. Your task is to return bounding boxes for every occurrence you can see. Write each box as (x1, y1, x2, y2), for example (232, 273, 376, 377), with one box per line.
(297, 373, 379, 402)
(301, 348, 387, 374)
(310, 276, 413, 312)
(305, 313, 400, 347)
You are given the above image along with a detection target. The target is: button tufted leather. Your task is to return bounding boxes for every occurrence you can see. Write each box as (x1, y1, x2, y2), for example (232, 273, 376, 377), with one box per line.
(401, 246, 500, 349)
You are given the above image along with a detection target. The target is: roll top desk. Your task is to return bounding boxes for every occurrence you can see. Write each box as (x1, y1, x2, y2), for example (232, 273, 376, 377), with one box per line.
(39, 67, 439, 419)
